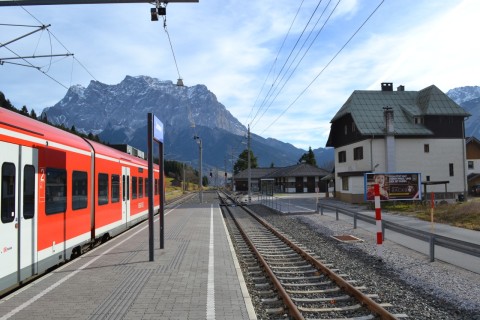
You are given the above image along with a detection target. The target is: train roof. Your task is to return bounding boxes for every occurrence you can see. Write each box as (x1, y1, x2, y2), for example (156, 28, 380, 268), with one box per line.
(1, 108, 155, 169)
(87, 139, 151, 168)
(0, 108, 90, 152)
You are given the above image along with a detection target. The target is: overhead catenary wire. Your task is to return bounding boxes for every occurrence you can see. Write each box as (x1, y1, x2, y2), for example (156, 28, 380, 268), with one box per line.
(260, 0, 385, 135)
(162, 11, 182, 82)
(1, 5, 98, 89)
(246, 0, 306, 125)
(249, 0, 325, 128)
(252, 0, 337, 130)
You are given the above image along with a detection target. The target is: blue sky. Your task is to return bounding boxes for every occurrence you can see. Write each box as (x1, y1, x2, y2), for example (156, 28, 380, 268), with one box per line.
(1, 0, 479, 150)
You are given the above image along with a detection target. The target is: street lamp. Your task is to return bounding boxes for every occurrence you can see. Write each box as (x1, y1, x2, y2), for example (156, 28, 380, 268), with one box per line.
(193, 136, 203, 203)
(182, 161, 191, 193)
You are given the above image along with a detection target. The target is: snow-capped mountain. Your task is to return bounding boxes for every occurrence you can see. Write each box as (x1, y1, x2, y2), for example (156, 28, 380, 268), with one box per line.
(42, 75, 311, 169)
(447, 86, 480, 139)
(43, 75, 245, 139)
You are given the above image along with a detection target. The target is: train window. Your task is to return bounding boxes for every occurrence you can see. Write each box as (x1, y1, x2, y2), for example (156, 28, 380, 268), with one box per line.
(154, 179, 158, 195)
(122, 175, 126, 201)
(111, 174, 120, 203)
(132, 176, 137, 199)
(98, 173, 109, 205)
(23, 165, 35, 219)
(46, 168, 67, 214)
(72, 171, 88, 210)
(126, 176, 130, 200)
(139, 177, 144, 198)
(1, 162, 16, 223)
(145, 178, 149, 196)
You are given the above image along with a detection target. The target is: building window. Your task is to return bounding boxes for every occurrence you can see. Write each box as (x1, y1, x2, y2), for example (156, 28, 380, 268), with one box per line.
(338, 151, 346, 163)
(353, 147, 363, 160)
(468, 161, 474, 169)
(449, 163, 454, 177)
(341, 177, 348, 191)
(426, 175, 430, 182)
(424, 144, 429, 153)
(414, 117, 424, 124)
(344, 125, 348, 135)
(98, 173, 109, 205)
(352, 122, 356, 132)
(72, 171, 88, 210)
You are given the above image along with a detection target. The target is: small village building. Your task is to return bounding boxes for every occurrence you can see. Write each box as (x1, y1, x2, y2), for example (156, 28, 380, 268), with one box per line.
(466, 136, 480, 194)
(233, 168, 277, 192)
(326, 83, 470, 203)
(234, 163, 330, 193)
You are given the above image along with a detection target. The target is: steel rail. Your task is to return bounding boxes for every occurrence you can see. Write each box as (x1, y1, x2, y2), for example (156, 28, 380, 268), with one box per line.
(242, 205, 399, 320)
(221, 198, 305, 320)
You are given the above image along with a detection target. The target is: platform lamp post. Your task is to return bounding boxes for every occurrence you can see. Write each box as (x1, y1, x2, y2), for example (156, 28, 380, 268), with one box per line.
(182, 161, 191, 193)
(193, 136, 203, 203)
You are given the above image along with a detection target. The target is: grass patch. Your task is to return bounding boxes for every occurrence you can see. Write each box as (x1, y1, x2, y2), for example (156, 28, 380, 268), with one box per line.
(379, 198, 480, 231)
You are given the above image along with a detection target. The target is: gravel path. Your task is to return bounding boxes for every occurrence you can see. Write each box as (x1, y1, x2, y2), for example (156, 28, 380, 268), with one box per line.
(249, 204, 480, 320)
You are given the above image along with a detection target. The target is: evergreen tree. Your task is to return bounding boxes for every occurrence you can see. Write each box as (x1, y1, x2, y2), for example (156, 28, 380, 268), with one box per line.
(233, 149, 258, 174)
(0, 91, 15, 110)
(298, 146, 317, 167)
(30, 109, 37, 119)
(21, 105, 29, 115)
(202, 175, 209, 187)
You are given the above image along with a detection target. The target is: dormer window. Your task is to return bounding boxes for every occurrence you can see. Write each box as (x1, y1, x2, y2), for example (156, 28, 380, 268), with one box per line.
(414, 116, 424, 124)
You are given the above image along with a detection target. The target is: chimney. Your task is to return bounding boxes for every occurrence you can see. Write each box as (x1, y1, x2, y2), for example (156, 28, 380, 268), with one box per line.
(383, 106, 396, 172)
(381, 82, 393, 91)
(397, 85, 405, 91)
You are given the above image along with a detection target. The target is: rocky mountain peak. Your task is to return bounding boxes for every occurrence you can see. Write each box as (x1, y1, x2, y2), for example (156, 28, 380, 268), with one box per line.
(446, 86, 480, 105)
(43, 75, 246, 139)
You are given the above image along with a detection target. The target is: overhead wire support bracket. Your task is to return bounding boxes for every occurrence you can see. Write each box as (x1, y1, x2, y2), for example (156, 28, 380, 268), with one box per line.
(0, 24, 50, 49)
(0, 53, 74, 61)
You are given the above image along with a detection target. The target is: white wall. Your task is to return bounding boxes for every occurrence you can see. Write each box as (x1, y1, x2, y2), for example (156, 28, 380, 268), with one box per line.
(335, 137, 467, 199)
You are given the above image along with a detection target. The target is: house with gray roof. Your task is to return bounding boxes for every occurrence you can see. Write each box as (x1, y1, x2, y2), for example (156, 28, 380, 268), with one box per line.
(466, 136, 480, 194)
(326, 83, 470, 203)
(233, 168, 277, 192)
(234, 163, 330, 193)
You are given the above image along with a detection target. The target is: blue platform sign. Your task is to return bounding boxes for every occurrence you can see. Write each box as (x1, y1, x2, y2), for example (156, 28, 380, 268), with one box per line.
(153, 116, 164, 143)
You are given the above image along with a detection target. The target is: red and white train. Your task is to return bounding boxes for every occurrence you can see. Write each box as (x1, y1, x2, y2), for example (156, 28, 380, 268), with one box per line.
(0, 107, 160, 294)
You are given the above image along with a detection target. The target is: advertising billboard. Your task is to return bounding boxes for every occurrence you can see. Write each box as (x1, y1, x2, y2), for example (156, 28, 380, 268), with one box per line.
(364, 172, 421, 201)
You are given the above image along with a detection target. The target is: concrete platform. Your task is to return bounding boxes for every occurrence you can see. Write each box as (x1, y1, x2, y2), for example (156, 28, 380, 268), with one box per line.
(0, 192, 256, 320)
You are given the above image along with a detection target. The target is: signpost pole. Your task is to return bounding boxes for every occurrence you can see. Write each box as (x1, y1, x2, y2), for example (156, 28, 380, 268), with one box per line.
(159, 139, 165, 249)
(430, 192, 435, 233)
(148, 113, 165, 256)
(374, 183, 383, 259)
(147, 113, 154, 261)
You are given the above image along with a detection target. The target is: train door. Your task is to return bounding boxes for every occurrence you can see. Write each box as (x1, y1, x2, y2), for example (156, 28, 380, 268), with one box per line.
(0, 142, 37, 289)
(19, 146, 37, 282)
(122, 167, 130, 225)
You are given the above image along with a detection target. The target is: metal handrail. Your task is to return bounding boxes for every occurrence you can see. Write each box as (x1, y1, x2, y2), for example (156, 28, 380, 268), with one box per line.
(318, 203, 480, 261)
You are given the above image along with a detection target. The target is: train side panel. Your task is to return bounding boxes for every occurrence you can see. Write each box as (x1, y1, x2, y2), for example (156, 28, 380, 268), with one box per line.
(0, 109, 93, 292)
(1, 108, 162, 294)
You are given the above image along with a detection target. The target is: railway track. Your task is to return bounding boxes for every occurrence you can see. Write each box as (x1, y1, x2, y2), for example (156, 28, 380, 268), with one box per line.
(219, 192, 407, 320)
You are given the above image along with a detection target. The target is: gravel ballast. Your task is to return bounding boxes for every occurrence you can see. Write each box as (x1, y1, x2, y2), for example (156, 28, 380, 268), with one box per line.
(248, 204, 480, 319)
